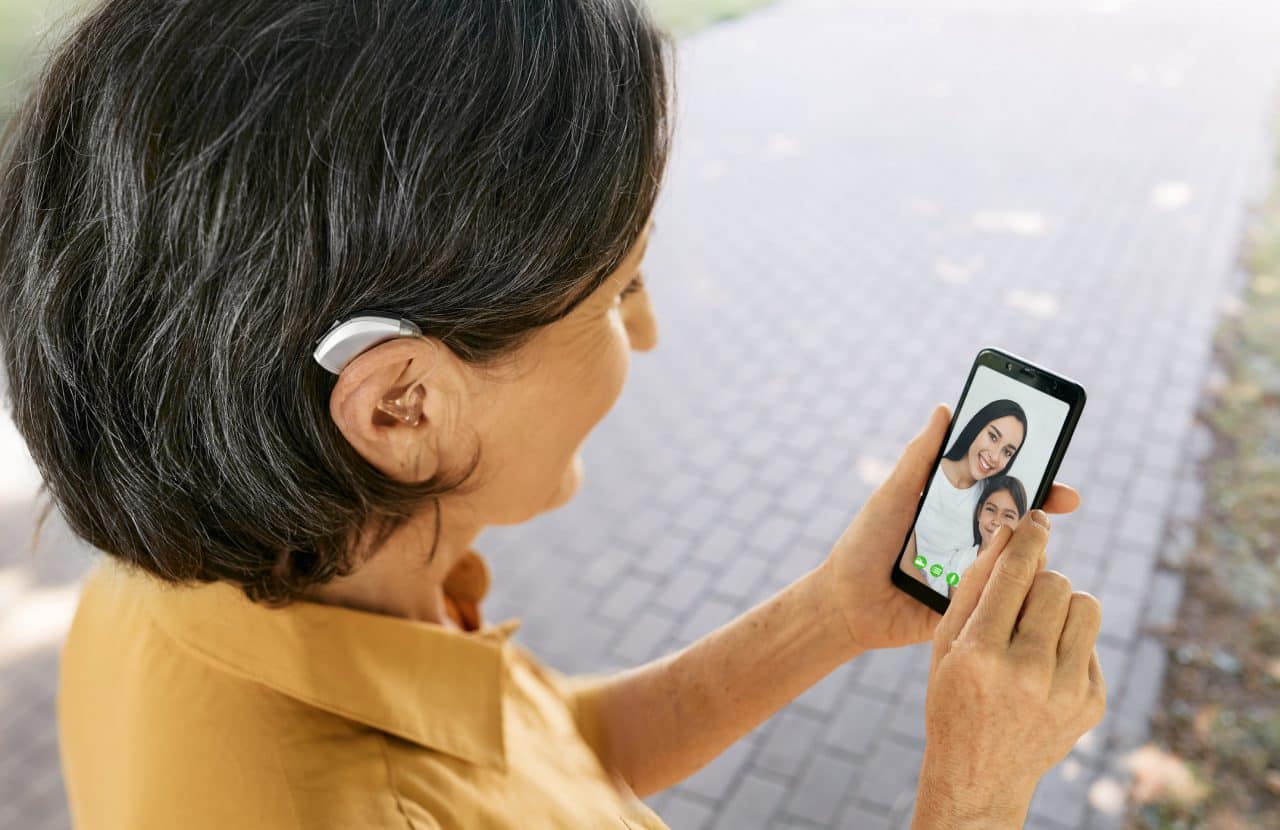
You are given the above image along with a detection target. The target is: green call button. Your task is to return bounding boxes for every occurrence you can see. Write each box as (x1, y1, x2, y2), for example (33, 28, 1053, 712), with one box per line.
(946, 572, 960, 587)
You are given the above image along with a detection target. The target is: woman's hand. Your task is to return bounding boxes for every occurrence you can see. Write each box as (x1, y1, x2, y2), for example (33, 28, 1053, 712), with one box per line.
(821, 405, 1081, 652)
(912, 512, 1105, 829)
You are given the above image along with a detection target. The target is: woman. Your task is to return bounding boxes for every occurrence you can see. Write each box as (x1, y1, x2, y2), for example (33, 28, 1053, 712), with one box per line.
(923, 475, 1029, 596)
(0, 2, 1102, 829)
(908, 399, 1028, 566)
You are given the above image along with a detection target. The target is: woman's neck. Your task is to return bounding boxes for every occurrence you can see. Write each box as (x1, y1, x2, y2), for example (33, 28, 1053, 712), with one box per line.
(303, 503, 483, 627)
(940, 457, 976, 490)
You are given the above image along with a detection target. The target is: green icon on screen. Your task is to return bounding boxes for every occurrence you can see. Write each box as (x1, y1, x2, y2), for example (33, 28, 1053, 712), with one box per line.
(929, 563, 944, 578)
(914, 555, 927, 570)
(946, 572, 960, 587)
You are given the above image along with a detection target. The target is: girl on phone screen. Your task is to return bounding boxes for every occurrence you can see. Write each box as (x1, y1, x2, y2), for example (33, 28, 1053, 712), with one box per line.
(922, 474, 1028, 594)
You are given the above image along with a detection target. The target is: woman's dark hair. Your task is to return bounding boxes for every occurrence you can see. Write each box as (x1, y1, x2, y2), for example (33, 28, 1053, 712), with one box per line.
(0, 0, 673, 604)
(942, 399, 1028, 478)
(970, 475, 1028, 547)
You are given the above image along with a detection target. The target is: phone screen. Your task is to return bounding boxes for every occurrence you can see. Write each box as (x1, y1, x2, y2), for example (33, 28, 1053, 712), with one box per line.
(898, 363, 1071, 598)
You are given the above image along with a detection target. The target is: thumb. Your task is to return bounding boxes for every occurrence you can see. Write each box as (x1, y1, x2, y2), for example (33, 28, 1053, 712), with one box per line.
(886, 404, 951, 495)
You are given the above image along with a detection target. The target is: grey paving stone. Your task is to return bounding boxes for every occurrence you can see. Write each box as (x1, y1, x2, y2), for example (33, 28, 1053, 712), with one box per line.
(674, 598, 740, 648)
(792, 661, 855, 718)
(1096, 582, 1145, 646)
(836, 801, 894, 830)
(1094, 640, 1130, 706)
(1142, 569, 1184, 632)
(825, 691, 892, 758)
(853, 738, 923, 813)
(777, 479, 827, 517)
(726, 488, 775, 526)
(1170, 473, 1206, 523)
(678, 738, 757, 804)
(798, 503, 850, 548)
(1126, 470, 1178, 515)
(654, 471, 708, 510)
(655, 563, 718, 617)
(755, 708, 827, 779)
(596, 572, 662, 624)
(1029, 756, 1094, 829)
(707, 460, 755, 496)
(781, 751, 860, 827)
(632, 533, 698, 579)
(690, 437, 736, 473)
(710, 773, 789, 830)
(692, 526, 748, 568)
(657, 791, 716, 830)
(854, 646, 920, 696)
(613, 608, 681, 664)
(1116, 510, 1166, 550)
(579, 551, 630, 590)
(675, 493, 730, 535)
(749, 514, 802, 553)
(618, 504, 679, 549)
(885, 682, 927, 746)
(713, 553, 769, 601)
(1109, 636, 1168, 754)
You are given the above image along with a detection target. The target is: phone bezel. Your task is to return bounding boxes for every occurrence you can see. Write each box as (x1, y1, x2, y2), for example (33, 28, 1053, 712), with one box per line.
(889, 347, 1088, 615)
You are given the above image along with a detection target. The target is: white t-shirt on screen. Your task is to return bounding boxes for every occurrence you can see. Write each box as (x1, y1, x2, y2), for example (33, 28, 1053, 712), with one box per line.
(914, 465, 980, 568)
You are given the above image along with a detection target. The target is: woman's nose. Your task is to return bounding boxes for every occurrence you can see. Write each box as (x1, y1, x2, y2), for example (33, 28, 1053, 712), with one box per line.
(625, 290, 658, 352)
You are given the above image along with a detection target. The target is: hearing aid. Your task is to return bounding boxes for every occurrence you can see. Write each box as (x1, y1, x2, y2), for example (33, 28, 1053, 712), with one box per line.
(313, 314, 422, 375)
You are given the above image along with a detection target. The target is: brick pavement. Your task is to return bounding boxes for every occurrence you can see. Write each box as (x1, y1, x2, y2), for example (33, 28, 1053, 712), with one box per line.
(4, 0, 1280, 828)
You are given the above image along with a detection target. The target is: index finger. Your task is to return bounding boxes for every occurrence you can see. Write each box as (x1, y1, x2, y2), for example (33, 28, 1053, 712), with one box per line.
(964, 510, 1052, 648)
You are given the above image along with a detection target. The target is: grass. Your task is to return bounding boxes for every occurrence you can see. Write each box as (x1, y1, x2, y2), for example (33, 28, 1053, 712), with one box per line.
(651, 0, 775, 35)
(1133, 109, 1280, 829)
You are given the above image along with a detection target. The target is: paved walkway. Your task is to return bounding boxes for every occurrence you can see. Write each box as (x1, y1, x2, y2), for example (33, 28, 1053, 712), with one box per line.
(4, 1, 1280, 828)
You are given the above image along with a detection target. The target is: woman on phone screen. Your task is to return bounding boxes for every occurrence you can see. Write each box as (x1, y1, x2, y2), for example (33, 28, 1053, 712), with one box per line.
(906, 399, 1027, 573)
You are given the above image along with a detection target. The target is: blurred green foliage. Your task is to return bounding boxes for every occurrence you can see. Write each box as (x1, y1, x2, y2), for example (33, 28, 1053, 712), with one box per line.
(1138, 116, 1280, 830)
(651, 0, 773, 35)
(0, 1, 78, 118)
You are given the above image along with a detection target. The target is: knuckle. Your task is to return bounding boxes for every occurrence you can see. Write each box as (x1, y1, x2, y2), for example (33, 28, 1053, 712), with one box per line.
(1013, 665, 1052, 698)
(1036, 569, 1072, 598)
(995, 547, 1038, 584)
(949, 640, 1001, 677)
(1070, 591, 1104, 628)
(1021, 514, 1051, 541)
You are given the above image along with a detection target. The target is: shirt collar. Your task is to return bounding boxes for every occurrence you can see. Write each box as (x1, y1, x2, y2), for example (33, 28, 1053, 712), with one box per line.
(127, 550, 521, 771)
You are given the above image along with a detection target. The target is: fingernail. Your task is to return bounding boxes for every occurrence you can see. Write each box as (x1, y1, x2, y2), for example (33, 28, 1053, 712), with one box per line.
(1030, 509, 1050, 529)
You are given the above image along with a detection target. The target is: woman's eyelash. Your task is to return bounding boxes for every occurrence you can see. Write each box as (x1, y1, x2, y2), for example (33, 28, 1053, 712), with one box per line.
(620, 275, 644, 297)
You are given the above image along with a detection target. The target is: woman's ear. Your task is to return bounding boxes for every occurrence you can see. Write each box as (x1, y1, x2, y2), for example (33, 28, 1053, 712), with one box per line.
(328, 337, 454, 482)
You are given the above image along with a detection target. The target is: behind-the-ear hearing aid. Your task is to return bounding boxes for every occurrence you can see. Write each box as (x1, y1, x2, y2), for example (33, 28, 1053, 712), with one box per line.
(313, 313, 422, 374)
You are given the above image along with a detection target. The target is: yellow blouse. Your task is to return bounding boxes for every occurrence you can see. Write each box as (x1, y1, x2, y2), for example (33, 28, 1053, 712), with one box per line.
(58, 551, 670, 829)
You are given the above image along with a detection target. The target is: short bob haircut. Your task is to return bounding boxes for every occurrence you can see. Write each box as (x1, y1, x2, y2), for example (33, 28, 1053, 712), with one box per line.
(0, 0, 673, 605)
(942, 399, 1028, 478)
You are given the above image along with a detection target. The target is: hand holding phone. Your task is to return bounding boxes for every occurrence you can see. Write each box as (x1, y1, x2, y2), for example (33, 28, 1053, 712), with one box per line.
(910, 510, 1105, 830)
(891, 348, 1086, 613)
(821, 398, 1079, 654)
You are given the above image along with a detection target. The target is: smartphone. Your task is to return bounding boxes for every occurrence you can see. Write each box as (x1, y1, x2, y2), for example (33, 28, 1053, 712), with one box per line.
(891, 347, 1087, 614)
